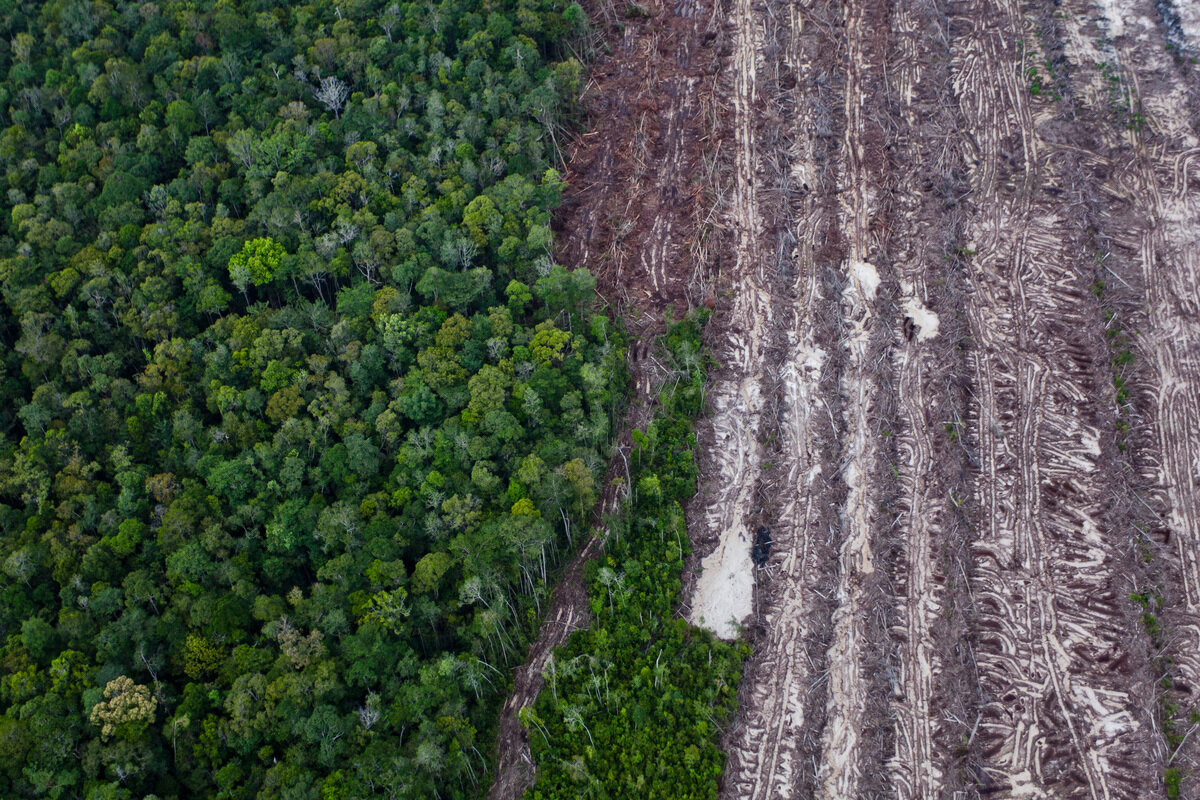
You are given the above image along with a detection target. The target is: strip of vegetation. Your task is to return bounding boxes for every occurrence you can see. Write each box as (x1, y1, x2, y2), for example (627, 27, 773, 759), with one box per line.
(523, 311, 749, 799)
(1094, 269, 1189, 796)
(1128, 588, 1196, 797)
(0, 1, 616, 799)
(1093, 277, 1135, 451)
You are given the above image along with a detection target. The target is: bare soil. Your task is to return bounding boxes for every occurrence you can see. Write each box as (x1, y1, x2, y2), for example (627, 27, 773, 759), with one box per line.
(695, 0, 1188, 797)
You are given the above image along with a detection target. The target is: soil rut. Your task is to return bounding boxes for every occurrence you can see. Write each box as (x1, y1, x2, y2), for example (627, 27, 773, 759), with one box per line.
(947, 0, 1155, 794)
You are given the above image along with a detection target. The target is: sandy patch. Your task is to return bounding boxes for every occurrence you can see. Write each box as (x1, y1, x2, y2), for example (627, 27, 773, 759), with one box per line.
(851, 260, 880, 300)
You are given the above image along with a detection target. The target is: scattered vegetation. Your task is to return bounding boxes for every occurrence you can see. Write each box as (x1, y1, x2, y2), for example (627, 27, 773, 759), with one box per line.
(1094, 253, 1188, 795)
(1131, 587, 1190, 797)
(1096, 55, 1146, 130)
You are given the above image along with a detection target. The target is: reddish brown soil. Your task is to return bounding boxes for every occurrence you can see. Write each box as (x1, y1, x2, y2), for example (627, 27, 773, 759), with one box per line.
(552, 0, 722, 315)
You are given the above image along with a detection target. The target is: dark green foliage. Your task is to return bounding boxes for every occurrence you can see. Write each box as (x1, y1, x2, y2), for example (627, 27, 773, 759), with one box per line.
(0, 1, 611, 798)
(525, 311, 749, 800)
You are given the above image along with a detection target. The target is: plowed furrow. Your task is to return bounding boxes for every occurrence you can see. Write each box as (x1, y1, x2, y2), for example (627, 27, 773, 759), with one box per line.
(1091, 0, 1200, 698)
(885, 3, 971, 796)
(1059, 0, 1200, 774)
(816, 0, 889, 795)
(952, 0, 1155, 795)
(715, 2, 836, 796)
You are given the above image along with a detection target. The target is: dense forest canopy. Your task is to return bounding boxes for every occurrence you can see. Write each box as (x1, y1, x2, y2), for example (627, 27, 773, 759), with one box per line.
(0, 0, 621, 798)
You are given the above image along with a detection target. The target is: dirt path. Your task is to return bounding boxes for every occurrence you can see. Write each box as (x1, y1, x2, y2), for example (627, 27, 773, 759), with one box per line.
(706, 0, 839, 794)
(885, 1, 977, 796)
(815, 0, 891, 795)
(945, 0, 1160, 793)
(1055, 0, 1200, 789)
(686, 0, 772, 641)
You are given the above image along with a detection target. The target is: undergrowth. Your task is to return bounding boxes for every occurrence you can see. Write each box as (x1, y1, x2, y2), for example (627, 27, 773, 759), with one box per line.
(1096, 272, 1189, 797)
(523, 310, 749, 799)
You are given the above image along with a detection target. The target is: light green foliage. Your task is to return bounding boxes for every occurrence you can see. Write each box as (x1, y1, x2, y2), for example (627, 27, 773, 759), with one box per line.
(183, 634, 224, 680)
(530, 320, 571, 367)
(227, 237, 285, 291)
(88, 677, 157, 741)
(362, 587, 411, 634)
(525, 313, 746, 800)
(412, 552, 454, 595)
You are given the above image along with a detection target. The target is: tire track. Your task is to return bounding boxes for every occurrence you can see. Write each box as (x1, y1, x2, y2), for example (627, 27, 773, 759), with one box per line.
(688, 0, 771, 641)
(716, 0, 848, 791)
(1087, 0, 1200, 703)
(706, 0, 838, 794)
(951, 0, 1158, 794)
(697, 0, 1174, 797)
(710, 0, 854, 791)
(1057, 0, 1200, 785)
(885, 2, 975, 796)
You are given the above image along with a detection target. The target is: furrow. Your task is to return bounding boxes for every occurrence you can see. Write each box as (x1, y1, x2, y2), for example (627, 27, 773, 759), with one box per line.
(1058, 0, 1200, 779)
(689, 0, 770, 640)
(884, 3, 969, 796)
(951, 0, 1157, 795)
(717, 1, 837, 796)
(816, 0, 889, 795)
(1088, 0, 1200, 701)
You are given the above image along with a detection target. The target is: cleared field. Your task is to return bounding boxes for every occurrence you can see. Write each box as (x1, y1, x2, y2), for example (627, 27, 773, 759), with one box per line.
(686, 0, 1200, 797)
(498, 0, 1200, 796)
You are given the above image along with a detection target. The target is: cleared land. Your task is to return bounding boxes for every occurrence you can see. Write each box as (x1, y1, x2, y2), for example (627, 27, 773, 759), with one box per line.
(497, 0, 1200, 797)
(688, 0, 1200, 797)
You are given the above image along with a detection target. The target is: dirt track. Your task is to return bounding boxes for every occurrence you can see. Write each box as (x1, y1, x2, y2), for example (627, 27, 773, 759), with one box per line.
(494, 0, 1200, 797)
(487, 0, 720, 795)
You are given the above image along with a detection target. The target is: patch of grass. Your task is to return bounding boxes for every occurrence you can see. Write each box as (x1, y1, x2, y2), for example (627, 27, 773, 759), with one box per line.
(1164, 767, 1182, 798)
(1028, 66, 1044, 96)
